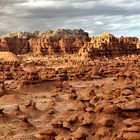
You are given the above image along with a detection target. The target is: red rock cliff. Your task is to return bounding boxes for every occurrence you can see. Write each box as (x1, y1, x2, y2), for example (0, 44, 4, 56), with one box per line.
(0, 38, 30, 54)
(28, 29, 89, 55)
(79, 32, 140, 58)
(0, 30, 140, 57)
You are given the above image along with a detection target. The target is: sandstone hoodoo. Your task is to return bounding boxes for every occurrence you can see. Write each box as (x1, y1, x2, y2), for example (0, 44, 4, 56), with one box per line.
(1, 29, 140, 139)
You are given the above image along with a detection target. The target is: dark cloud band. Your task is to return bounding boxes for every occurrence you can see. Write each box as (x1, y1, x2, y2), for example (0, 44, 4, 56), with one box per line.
(0, 0, 140, 37)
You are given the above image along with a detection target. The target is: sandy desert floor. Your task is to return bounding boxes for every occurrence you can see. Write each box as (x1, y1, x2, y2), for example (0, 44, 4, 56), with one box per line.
(0, 55, 140, 140)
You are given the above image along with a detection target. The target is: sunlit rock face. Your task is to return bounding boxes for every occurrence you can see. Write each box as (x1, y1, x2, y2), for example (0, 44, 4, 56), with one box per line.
(119, 36, 139, 52)
(79, 32, 140, 58)
(28, 29, 89, 55)
(136, 41, 140, 49)
(0, 30, 140, 57)
(0, 29, 89, 55)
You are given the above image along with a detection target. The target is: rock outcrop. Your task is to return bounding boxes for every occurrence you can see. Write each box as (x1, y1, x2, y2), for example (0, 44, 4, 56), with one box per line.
(0, 29, 89, 55)
(28, 29, 89, 55)
(0, 30, 140, 57)
(79, 32, 140, 58)
(0, 52, 20, 62)
(0, 38, 30, 54)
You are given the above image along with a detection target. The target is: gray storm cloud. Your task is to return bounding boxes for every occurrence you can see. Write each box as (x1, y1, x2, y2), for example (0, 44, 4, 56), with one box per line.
(0, 0, 140, 37)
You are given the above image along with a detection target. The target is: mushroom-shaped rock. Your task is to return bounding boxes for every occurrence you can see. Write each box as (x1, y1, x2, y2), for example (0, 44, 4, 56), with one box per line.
(18, 115, 35, 130)
(23, 100, 40, 114)
(8, 105, 24, 116)
(0, 108, 12, 123)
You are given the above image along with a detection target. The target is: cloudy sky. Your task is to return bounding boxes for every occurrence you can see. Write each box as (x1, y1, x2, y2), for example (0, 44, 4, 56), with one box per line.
(0, 0, 140, 37)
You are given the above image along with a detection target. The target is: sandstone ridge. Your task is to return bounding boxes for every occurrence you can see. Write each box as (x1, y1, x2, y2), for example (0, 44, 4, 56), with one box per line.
(0, 29, 140, 57)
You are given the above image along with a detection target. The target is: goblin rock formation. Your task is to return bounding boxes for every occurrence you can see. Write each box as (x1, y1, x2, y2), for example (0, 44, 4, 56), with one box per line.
(1, 29, 140, 57)
(1, 30, 140, 139)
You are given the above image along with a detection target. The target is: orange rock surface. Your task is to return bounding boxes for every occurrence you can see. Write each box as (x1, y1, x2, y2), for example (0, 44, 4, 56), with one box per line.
(1, 30, 140, 57)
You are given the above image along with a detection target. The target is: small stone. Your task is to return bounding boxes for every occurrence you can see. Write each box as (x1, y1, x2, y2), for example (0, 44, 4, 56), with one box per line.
(117, 100, 140, 111)
(123, 118, 134, 126)
(85, 107, 93, 112)
(96, 127, 110, 137)
(68, 93, 77, 100)
(123, 132, 140, 140)
(72, 127, 88, 139)
(133, 119, 140, 126)
(51, 118, 63, 127)
(103, 104, 118, 114)
(37, 128, 56, 136)
(66, 114, 78, 124)
(81, 117, 93, 126)
(63, 121, 71, 129)
(121, 126, 140, 133)
(98, 117, 115, 127)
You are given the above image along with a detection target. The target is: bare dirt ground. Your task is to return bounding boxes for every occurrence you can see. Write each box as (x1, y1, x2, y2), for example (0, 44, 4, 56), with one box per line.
(0, 55, 140, 140)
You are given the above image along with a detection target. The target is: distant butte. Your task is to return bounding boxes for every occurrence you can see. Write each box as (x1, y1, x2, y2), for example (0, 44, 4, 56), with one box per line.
(0, 29, 140, 58)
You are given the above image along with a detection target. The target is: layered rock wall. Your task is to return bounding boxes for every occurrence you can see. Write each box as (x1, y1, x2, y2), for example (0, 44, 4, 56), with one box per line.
(28, 29, 89, 55)
(79, 32, 140, 58)
(0, 38, 30, 54)
(0, 30, 140, 57)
